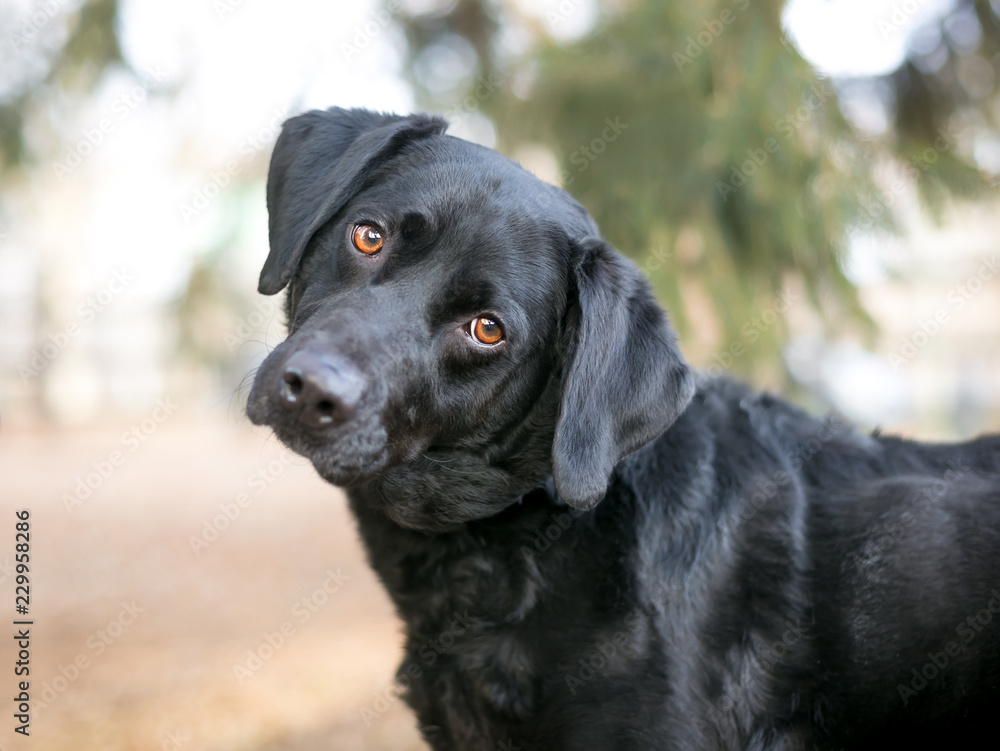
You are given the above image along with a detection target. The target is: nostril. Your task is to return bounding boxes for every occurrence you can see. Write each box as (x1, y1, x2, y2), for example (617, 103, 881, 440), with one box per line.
(315, 399, 336, 423)
(282, 370, 304, 401)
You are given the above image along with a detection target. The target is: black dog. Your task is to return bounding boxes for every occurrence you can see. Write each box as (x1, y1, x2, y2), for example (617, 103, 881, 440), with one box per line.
(247, 107, 1000, 750)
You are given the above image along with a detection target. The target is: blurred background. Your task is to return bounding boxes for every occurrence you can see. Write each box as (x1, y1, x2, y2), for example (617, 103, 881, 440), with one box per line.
(0, 0, 998, 749)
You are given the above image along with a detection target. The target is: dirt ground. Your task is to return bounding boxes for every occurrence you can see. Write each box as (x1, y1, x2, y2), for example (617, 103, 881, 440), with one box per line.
(0, 415, 429, 751)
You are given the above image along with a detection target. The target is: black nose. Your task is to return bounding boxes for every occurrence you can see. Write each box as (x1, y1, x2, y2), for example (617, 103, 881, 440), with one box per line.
(279, 350, 365, 430)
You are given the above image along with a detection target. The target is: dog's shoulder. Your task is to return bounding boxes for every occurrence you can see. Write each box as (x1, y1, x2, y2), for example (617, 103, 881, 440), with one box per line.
(646, 374, 874, 475)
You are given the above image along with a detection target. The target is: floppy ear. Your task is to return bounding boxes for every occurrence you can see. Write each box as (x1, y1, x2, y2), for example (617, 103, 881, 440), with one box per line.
(259, 107, 448, 295)
(552, 238, 695, 510)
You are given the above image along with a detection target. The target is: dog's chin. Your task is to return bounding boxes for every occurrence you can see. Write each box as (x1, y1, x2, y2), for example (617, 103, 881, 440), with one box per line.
(282, 433, 391, 488)
(308, 447, 390, 487)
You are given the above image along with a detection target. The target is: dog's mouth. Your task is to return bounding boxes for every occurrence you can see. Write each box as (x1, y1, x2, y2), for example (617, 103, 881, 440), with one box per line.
(280, 418, 390, 484)
(249, 398, 391, 487)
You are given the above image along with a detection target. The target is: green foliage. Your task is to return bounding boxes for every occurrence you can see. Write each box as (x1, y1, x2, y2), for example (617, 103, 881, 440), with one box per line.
(0, 0, 123, 170)
(392, 0, 999, 376)
(493, 2, 874, 358)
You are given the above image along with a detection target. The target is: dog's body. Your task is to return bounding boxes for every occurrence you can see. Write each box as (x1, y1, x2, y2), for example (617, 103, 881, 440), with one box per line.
(247, 108, 1000, 750)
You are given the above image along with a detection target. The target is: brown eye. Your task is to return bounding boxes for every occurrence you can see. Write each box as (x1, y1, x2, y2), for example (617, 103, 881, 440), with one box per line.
(470, 317, 504, 346)
(352, 224, 383, 255)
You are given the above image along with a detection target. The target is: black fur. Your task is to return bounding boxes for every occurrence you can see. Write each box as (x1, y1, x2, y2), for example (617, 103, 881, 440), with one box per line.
(247, 107, 1000, 750)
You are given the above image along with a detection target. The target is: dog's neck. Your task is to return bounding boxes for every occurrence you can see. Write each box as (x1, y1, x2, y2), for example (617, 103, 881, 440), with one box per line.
(345, 479, 568, 622)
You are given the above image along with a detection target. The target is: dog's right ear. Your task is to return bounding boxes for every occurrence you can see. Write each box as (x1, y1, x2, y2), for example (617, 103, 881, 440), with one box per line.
(259, 108, 448, 295)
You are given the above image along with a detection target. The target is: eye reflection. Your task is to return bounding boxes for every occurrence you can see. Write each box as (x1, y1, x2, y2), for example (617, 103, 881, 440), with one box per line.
(470, 317, 504, 346)
(352, 224, 383, 255)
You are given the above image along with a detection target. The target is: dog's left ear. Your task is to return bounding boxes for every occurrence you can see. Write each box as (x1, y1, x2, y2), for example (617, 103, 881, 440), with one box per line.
(259, 107, 448, 295)
(552, 238, 695, 510)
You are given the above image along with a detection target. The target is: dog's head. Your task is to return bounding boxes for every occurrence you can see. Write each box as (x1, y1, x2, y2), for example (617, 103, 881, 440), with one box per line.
(247, 108, 694, 531)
